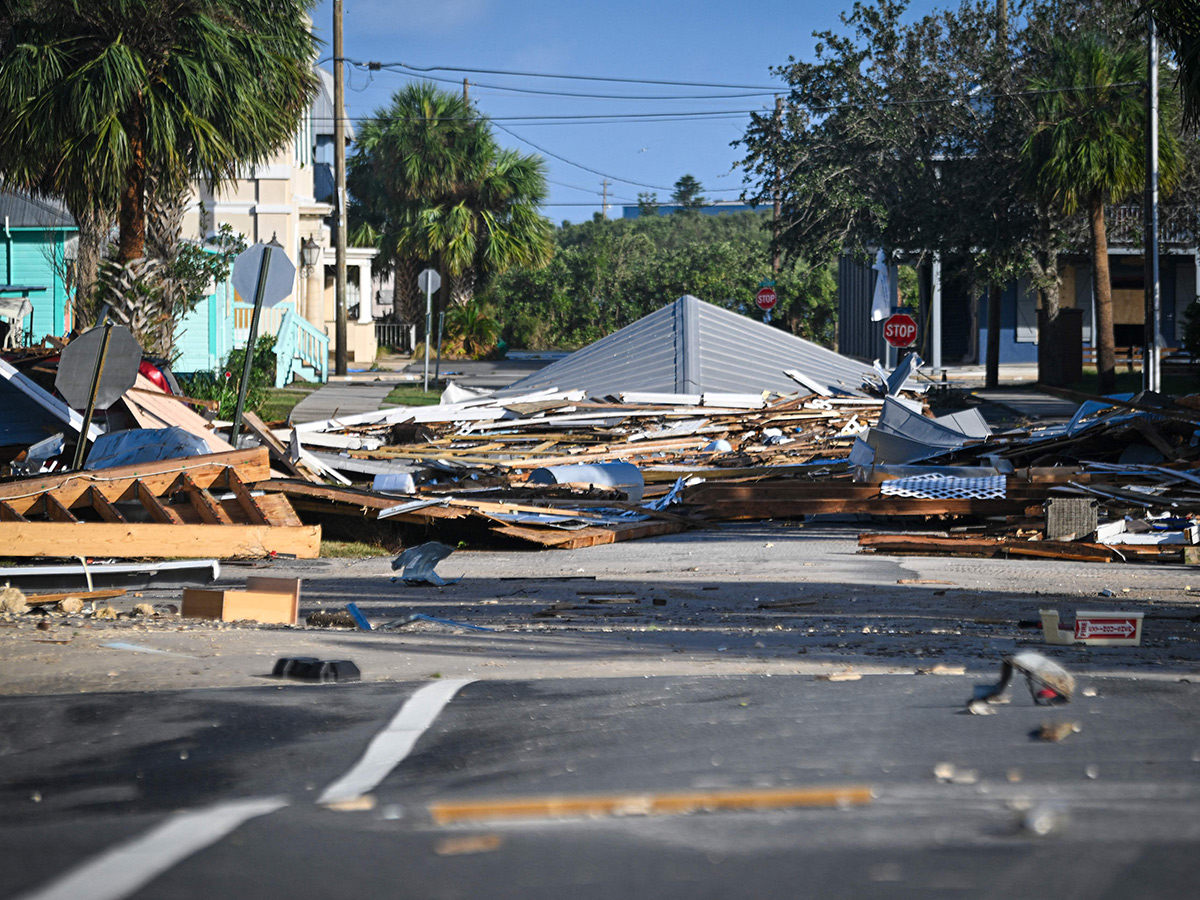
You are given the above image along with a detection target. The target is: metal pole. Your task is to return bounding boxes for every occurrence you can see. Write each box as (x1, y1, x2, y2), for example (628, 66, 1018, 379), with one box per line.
(333, 0, 348, 376)
(229, 247, 273, 444)
(435, 309, 445, 382)
(423, 279, 432, 391)
(70, 319, 113, 470)
(1144, 14, 1161, 394)
(932, 253, 944, 375)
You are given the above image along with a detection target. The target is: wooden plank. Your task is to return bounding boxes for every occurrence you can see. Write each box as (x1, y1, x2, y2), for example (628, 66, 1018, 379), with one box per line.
(243, 410, 323, 483)
(135, 480, 183, 524)
(252, 493, 306, 528)
(25, 588, 127, 604)
(174, 474, 233, 525)
(489, 519, 685, 549)
(688, 498, 1032, 519)
(225, 469, 268, 524)
(0, 500, 28, 522)
(858, 533, 1114, 562)
(120, 373, 234, 452)
(0, 447, 271, 514)
(43, 493, 79, 523)
(88, 487, 126, 523)
(0, 523, 321, 559)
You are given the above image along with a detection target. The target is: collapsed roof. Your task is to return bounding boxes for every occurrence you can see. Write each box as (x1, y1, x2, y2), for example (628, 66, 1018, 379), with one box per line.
(499, 294, 875, 399)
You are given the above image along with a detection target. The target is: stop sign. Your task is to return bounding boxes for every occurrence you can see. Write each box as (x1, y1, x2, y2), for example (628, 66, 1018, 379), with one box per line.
(883, 313, 918, 348)
(755, 287, 777, 311)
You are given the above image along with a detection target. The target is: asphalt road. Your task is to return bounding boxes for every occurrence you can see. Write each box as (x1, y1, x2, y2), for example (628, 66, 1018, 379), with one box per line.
(3, 672, 1198, 900)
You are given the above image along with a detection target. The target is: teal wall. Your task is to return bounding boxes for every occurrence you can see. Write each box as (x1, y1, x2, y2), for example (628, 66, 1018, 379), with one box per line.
(173, 276, 235, 373)
(1, 228, 73, 342)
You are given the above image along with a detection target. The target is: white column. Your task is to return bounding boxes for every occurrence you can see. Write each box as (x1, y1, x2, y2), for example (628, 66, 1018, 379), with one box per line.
(357, 262, 373, 324)
(304, 249, 324, 330)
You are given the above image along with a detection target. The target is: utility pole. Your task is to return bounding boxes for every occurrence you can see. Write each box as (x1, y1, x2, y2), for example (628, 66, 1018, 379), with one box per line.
(1144, 14, 1161, 394)
(985, 0, 1008, 389)
(463, 78, 470, 106)
(333, 0, 348, 376)
(601, 179, 609, 219)
(772, 96, 782, 274)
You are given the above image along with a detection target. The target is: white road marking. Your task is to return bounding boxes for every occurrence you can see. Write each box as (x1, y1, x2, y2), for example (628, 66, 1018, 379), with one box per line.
(318, 678, 475, 806)
(13, 796, 288, 900)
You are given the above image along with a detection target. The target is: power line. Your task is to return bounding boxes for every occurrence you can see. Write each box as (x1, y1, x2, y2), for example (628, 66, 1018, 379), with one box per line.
(495, 120, 743, 193)
(354, 58, 782, 91)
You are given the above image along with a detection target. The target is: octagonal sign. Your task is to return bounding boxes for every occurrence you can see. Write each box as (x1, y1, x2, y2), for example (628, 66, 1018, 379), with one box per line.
(883, 313, 918, 348)
(55, 323, 143, 410)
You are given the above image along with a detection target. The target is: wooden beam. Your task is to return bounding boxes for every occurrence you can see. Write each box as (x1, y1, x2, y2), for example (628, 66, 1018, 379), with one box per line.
(0, 500, 28, 522)
(224, 469, 268, 524)
(0, 523, 321, 559)
(88, 486, 126, 523)
(173, 473, 233, 525)
(0, 448, 271, 515)
(135, 480, 183, 524)
(43, 493, 79, 523)
(858, 533, 1114, 562)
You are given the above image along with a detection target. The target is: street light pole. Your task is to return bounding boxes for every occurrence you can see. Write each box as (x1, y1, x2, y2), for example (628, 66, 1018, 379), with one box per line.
(1144, 14, 1161, 394)
(333, 0, 348, 376)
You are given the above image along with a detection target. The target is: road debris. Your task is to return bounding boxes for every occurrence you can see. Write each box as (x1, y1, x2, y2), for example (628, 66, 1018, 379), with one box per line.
(974, 652, 1075, 707)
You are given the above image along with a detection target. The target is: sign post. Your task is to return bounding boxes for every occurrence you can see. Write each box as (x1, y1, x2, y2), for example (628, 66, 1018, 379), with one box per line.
(229, 239, 296, 444)
(418, 268, 441, 392)
(57, 319, 143, 469)
(883, 312, 918, 348)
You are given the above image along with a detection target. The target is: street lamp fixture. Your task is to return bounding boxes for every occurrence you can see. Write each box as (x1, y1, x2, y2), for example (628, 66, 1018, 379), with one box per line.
(300, 236, 320, 275)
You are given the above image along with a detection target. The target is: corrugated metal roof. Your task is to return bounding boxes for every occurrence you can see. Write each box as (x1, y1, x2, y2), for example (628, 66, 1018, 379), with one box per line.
(500, 294, 875, 398)
(0, 189, 74, 230)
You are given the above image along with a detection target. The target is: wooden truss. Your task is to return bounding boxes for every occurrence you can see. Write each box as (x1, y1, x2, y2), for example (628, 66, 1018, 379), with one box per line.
(0, 447, 320, 559)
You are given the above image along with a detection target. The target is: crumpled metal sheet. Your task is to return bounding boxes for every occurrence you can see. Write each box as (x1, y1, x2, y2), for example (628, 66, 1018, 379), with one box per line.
(390, 541, 461, 586)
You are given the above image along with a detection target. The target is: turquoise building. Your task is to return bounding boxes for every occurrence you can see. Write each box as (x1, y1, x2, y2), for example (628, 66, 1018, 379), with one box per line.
(0, 190, 77, 343)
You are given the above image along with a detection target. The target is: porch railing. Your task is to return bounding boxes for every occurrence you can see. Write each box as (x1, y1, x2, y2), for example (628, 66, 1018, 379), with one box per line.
(233, 302, 329, 385)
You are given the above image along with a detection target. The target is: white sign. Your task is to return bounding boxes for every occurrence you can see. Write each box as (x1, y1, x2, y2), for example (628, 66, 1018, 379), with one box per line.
(418, 268, 441, 294)
(232, 242, 296, 308)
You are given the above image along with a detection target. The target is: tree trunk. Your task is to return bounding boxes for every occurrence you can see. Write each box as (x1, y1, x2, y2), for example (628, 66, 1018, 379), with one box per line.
(1089, 195, 1116, 393)
(449, 268, 476, 307)
(392, 255, 421, 324)
(69, 201, 109, 332)
(117, 102, 146, 263)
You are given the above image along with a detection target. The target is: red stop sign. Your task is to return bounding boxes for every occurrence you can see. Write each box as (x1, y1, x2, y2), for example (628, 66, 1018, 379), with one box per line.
(755, 287, 777, 311)
(883, 313, 917, 347)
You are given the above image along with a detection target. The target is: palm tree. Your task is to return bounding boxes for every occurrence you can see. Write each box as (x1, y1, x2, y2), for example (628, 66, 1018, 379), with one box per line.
(349, 84, 484, 323)
(348, 82, 553, 325)
(1024, 34, 1183, 391)
(1142, 1, 1200, 129)
(0, 0, 318, 265)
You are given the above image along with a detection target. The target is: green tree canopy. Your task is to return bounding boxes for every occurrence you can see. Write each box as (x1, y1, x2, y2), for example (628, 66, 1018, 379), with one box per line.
(478, 211, 837, 351)
(0, 0, 318, 264)
(348, 81, 553, 324)
(1023, 32, 1185, 391)
(671, 174, 707, 209)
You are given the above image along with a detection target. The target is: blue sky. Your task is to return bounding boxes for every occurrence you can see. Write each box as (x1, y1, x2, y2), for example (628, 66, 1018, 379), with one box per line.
(310, 0, 946, 223)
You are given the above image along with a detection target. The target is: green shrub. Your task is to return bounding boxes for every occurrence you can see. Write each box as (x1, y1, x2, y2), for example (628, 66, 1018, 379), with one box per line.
(179, 335, 277, 418)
